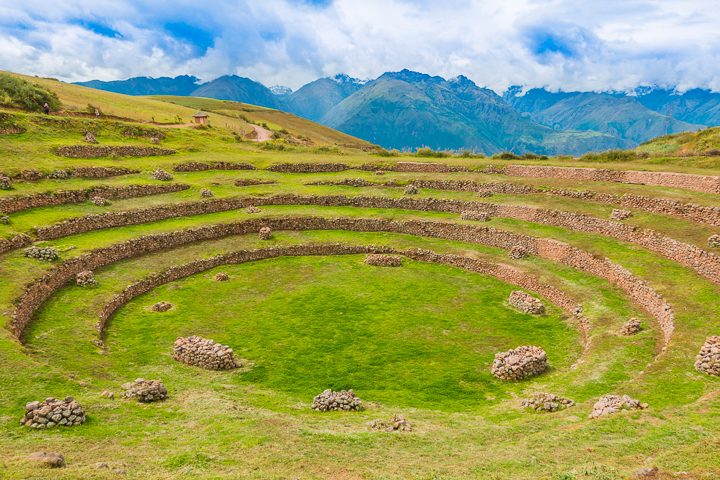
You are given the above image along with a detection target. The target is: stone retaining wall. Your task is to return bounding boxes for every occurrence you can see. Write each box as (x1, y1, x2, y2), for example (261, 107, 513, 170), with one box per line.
(54, 145, 176, 158)
(0, 234, 32, 255)
(267, 162, 350, 173)
(2, 167, 139, 181)
(172, 161, 256, 172)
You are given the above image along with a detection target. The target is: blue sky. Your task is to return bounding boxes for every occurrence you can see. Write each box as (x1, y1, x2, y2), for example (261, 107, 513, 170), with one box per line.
(0, 0, 719, 92)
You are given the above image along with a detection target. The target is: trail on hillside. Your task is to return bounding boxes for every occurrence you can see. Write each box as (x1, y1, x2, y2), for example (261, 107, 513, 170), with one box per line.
(250, 124, 272, 141)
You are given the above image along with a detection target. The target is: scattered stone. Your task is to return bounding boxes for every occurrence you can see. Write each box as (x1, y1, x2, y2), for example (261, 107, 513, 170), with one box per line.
(24, 245, 59, 261)
(620, 318, 642, 336)
(611, 209, 633, 220)
(491, 345, 548, 381)
(0, 215, 10, 224)
(311, 389, 363, 412)
(28, 451, 65, 468)
(215, 272, 230, 282)
(95, 462, 110, 469)
(0, 174, 13, 190)
(259, 226, 272, 240)
(83, 131, 98, 144)
(122, 379, 167, 403)
(508, 290, 545, 314)
(364, 254, 402, 267)
(708, 234, 720, 248)
(509, 245, 530, 259)
(634, 467, 660, 479)
(522, 392, 574, 412)
(151, 301, 172, 312)
(76, 270, 98, 287)
(460, 210, 490, 221)
(151, 169, 173, 181)
(100, 390, 114, 399)
(49, 169, 71, 179)
(200, 188, 213, 198)
(589, 394, 648, 418)
(172, 336, 240, 370)
(91, 195, 109, 206)
(20, 396, 86, 428)
(695, 335, 720, 376)
(374, 170, 385, 175)
(403, 184, 418, 195)
(246, 205, 260, 214)
(369, 414, 412, 432)
(150, 136, 161, 145)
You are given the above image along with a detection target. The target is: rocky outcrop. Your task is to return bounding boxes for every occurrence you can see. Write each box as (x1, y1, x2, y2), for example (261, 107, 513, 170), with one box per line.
(620, 318, 642, 336)
(172, 336, 240, 370)
(589, 394, 647, 418)
(122, 379, 167, 402)
(508, 291, 545, 314)
(311, 389, 363, 412)
(28, 451, 65, 468)
(21, 397, 86, 428)
(364, 254, 402, 267)
(521, 392, 574, 412)
(75, 270, 97, 287)
(694, 336, 720, 376)
(25, 246, 59, 261)
(369, 414, 412, 432)
(491, 346, 548, 381)
(151, 301, 172, 312)
(172, 161, 256, 172)
(55, 145, 176, 158)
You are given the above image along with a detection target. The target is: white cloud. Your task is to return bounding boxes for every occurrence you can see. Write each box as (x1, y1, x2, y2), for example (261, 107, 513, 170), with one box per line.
(0, 0, 719, 92)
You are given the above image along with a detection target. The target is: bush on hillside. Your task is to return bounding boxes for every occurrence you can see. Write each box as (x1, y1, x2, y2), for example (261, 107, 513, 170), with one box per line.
(580, 149, 644, 163)
(0, 74, 61, 112)
(414, 147, 450, 158)
(492, 151, 520, 160)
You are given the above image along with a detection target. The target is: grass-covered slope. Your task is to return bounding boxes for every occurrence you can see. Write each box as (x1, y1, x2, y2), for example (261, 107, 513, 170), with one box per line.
(638, 126, 720, 156)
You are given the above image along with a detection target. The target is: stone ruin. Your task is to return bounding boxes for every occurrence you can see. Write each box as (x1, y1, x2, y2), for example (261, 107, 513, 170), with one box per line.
(91, 196, 109, 206)
(215, 272, 230, 282)
(311, 389, 363, 412)
(364, 254, 402, 267)
(709, 234, 720, 248)
(151, 169, 173, 181)
(403, 184, 418, 195)
(589, 394, 647, 418)
(0, 174, 12, 190)
(122, 379, 167, 403)
(620, 318, 642, 336)
(246, 205, 260, 214)
(200, 188, 213, 198)
(24, 245, 59, 261)
(508, 290, 545, 314)
(491, 345, 548, 381)
(611, 209, 633, 220)
(460, 210, 491, 221)
(151, 301, 172, 312)
(695, 336, 720, 376)
(76, 270, 98, 287)
(509, 245, 530, 259)
(21, 396, 86, 429)
(172, 335, 240, 370)
(369, 414, 412, 432)
(83, 131, 98, 144)
(522, 392, 575, 412)
(28, 451, 65, 468)
(259, 226, 272, 240)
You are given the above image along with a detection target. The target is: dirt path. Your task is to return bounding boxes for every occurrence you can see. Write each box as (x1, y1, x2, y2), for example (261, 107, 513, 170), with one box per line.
(250, 124, 273, 142)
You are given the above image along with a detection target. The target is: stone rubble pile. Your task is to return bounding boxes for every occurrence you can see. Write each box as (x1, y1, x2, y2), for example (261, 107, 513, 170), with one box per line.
(311, 389, 363, 412)
(0, 174, 12, 190)
(611, 209, 633, 220)
(364, 254, 402, 267)
(172, 335, 240, 370)
(620, 318, 642, 335)
(259, 226, 272, 240)
(215, 272, 230, 282)
(491, 345, 548, 381)
(403, 184, 418, 195)
(200, 188, 213, 198)
(91, 196, 109, 206)
(21, 397, 86, 428)
(508, 290, 545, 314)
(369, 414, 412, 432)
(709, 234, 720, 248)
(122, 379, 168, 403)
(460, 210, 490, 221)
(589, 394, 648, 418)
(24, 245, 59, 261)
(0, 215, 10, 224)
(521, 392, 575, 412)
(694, 336, 720, 376)
(234, 178, 277, 187)
(151, 301, 172, 312)
(151, 169, 173, 181)
(509, 245, 530, 259)
(246, 205, 260, 214)
(75, 270, 98, 287)
(83, 131, 98, 143)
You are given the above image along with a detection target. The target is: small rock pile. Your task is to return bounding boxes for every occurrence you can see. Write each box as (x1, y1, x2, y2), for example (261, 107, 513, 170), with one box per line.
(83, 131, 98, 143)
(91, 195, 109, 206)
(620, 318, 642, 335)
(151, 169, 173, 181)
(491, 346, 548, 381)
(21, 397, 86, 429)
(369, 414, 412, 432)
(76, 270, 98, 287)
(151, 301, 172, 312)
(508, 290, 545, 314)
(461, 210, 490, 221)
(24, 245, 59, 261)
(122, 379, 167, 403)
(0, 215, 10, 224)
(246, 205, 260, 214)
(709, 234, 720, 248)
(200, 188, 213, 198)
(28, 451, 65, 468)
(311, 389, 363, 412)
(521, 392, 574, 412)
(215, 272, 230, 282)
(172, 336, 240, 370)
(509, 245, 530, 259)
(259, 226, 272, 240)
(49, 169, 71, 179)
(695, 336, 720, 376)
(611, 209, 633, 220)
(374, 170, 385, 175)
(633, 467, 660, 479)
(0, 174, 12, 190)
(364, 254, 402, 267)
(589, 394, 647, 418)
(403, 184, 418, 195)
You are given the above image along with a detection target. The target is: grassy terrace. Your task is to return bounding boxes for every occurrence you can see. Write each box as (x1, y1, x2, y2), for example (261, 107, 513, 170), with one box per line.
(0, 76, 719, 479)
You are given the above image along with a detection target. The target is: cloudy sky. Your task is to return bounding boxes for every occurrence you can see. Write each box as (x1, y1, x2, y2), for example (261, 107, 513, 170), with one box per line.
(0, 0, 719, 92)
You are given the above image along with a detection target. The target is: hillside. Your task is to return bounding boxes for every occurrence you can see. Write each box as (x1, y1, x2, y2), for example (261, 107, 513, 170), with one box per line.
(637, 125, 720, 156)
(283, 74, 365, 122)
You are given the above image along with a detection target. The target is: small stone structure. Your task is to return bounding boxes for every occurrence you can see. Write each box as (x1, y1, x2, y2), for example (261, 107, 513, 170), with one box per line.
(709, 234, 720, 248)
(200, 188, 213, 198)
(611, 209, 633, 220)
(259, 226, 272, 240)
(509, 245, 530, 259)
(521, 392, 574, 412)
(76, 270, 98, 287)
(234, 178, 277, 187)
(491, 346, 548, 381)
(461, 210, 490, 221)
(28, 451, 65, 468)
(620, 318, 642, 335)
(0, 174, 12, 190)
(403, 184, 418, 195)
(508, 291, 545, 314)
(369, 414, 412, 432)
(24, 246, 59, 261)
(311, 389, 363, 412)
(83, 131, 97, 143)
(151, 169, 173, 181)
(151, 301, 172, 312)
(122, 379, 167, 403)
(215, 272, 230, 282)
(21, 397, 86, 428)
(695, 336, 720, 376)
(91, 196, 109, 206)
(172, 336, 240, 370)
(364, 254, 402, 267)
(246, 205, 260, 214)
(589, 394, 647, 418)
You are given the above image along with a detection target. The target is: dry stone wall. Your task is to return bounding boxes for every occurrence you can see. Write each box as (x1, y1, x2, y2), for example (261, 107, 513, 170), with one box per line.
(2, 166, 138, 181)
(173, 161, 256, 172)
(695, 336, 720, 376)
(268, 163, 350, 173)
(55, 145, 176, 158)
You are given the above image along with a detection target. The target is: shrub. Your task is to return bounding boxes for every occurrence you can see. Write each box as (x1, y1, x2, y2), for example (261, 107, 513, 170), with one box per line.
(0, 74, 61, 112)
(492, 151, 520, 160)
(414, 147, 450, 158)
(374, 148, 401, 157)
(580, 149, 638, 163)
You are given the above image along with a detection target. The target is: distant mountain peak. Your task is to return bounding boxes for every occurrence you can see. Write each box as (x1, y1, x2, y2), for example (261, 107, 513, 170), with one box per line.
(270, 85, 293, 96)
(330, 73, 366, 86)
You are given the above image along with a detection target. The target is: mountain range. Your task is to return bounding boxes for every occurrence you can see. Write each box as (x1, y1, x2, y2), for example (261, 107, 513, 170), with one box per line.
(75, 72, 720, 155)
